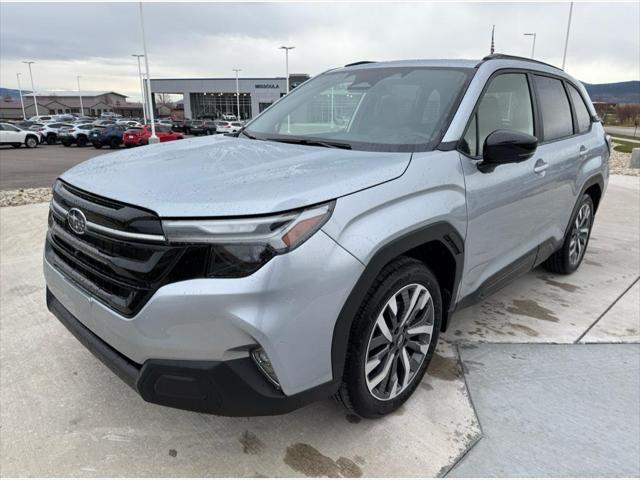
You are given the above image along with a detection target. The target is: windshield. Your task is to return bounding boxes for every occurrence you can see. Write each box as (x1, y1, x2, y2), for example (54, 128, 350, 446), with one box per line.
(245, 66, 472, 152)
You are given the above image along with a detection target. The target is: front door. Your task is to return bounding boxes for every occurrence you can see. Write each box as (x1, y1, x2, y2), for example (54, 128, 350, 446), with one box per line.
(458, 72, 550, 300)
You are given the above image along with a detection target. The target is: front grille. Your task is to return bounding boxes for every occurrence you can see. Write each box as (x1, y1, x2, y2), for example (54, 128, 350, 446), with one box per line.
(46, 181, 209, 317)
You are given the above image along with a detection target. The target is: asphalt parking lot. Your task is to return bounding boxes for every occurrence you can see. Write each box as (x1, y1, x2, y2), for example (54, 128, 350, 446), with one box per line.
(0, 144, 110, 190)
(0, 173, 638, 477)
(0, 138, 195, 190)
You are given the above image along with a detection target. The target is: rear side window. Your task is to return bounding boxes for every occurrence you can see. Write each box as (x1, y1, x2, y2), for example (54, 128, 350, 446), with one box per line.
(461, 73, 534, 157)
(533, 75, 573, 141)
(567, 84, 591, 134)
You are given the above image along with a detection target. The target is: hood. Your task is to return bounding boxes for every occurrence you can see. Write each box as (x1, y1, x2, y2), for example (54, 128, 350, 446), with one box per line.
(60, 135, 411, 217)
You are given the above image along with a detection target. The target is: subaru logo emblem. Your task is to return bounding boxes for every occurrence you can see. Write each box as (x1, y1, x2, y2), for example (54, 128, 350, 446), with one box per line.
(67, 208, 87, 235)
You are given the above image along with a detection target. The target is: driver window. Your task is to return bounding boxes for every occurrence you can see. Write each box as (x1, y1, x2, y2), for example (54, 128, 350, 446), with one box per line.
(461, 73, 534, 157)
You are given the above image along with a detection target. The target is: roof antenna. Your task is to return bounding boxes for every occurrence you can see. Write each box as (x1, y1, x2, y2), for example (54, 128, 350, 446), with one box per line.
(490, 25, 495, 54)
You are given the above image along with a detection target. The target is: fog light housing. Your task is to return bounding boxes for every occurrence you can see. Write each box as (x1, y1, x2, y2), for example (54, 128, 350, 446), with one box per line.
(251, 347, 281, 389)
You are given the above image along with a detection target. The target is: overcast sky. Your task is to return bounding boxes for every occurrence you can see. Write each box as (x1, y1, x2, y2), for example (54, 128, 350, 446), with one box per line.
(1, 1, 638, 101)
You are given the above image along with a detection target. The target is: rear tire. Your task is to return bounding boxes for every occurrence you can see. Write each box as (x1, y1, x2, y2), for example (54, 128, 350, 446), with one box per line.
(337, 256, 442, 418)
(109, 138, 120, 149)
(76, 136, 87, 147)
(46, 134, 56, 145)
(544, 194, 595, 274)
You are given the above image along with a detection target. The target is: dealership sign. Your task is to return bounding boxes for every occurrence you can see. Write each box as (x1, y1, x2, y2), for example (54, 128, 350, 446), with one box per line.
(255, 84, 280, 89)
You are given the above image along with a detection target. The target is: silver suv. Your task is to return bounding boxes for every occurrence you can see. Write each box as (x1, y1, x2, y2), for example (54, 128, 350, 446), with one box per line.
(44, 55, 609, 418)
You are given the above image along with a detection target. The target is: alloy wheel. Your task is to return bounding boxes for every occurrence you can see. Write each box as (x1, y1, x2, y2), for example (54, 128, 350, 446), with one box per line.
(364, 283, 434, 401)
(569, 203, 592, 266)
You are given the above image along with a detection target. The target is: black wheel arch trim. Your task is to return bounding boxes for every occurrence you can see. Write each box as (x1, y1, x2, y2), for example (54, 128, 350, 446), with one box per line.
(330, 221, 464, 381)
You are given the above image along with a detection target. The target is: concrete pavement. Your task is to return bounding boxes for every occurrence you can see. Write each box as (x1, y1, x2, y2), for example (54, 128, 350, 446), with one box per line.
(0, 175, 638, 477)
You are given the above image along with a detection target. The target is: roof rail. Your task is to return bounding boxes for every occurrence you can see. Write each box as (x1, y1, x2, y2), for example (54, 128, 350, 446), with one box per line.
(478, 54, 563, 71)
(344, 61, 376, 67)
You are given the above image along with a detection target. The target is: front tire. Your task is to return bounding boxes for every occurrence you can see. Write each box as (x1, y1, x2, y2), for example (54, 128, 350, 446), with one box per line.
(337, 256, 442, 418)
(544, 194, 595, 274)
(25, 136, 38, 148)
(109, 138, 120, 149)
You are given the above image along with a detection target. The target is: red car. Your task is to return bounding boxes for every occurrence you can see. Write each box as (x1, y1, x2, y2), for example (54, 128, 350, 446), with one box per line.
(123, 125, 183, 147)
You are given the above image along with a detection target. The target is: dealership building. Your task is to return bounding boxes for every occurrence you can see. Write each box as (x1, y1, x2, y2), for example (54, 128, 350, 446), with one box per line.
(148, 74, 309, 120)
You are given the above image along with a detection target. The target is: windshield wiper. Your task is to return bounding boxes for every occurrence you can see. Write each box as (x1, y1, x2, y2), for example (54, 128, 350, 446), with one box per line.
(266, 137, 352, 150)
(241, 129, 257, 140)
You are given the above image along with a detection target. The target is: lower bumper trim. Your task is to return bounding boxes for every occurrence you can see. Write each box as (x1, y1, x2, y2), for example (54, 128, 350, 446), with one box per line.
(46, 288, 338, 416)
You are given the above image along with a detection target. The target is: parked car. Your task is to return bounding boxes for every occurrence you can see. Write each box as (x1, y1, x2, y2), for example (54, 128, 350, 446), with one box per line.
(30, 122, 75, 145)
(169, 119, 186, 132)
(123, 125, 184, 147)
(89, 124, 127, 149)
(93, 119, 116, 127)
(0, 122, 40, 148)
(28, 114, 58, 123)
(44, 55, 608, 418)
(189, 120, 217, 135)
(215, 120, 243, 134)
(222, 113, 237, 121)
(59, 124, 96, 147)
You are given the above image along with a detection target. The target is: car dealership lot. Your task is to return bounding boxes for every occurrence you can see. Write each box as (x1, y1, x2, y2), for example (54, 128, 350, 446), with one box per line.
(0, 175, 638, 477)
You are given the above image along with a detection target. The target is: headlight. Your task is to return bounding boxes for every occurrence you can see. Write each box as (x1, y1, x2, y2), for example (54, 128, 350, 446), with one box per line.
(161, 201, 334, 278)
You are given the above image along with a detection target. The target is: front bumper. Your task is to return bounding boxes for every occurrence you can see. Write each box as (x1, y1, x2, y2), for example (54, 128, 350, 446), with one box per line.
(44, 228, 364, 403)
(47, 289, 338, 416)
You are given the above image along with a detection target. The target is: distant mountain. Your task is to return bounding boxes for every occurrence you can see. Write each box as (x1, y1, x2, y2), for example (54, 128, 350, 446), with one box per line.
(584, 81, 639, 104)
(0, 87, 29, 99)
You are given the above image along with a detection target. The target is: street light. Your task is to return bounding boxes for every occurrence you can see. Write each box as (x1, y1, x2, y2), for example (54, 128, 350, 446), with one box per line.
(562, 2, 574, 70)
(279, 46, 295, 94)
(233, 68, 241, 120)
(523, 32, 537, 59)
(16, 73, 26, 120)
(22, 61, 39, 116)
(138, 2, 158, 143)
(132, 54, 147, 124)
(76, 76, 84, 116)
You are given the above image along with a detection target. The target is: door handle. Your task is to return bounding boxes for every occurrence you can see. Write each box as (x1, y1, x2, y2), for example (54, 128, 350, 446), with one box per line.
(533, 159, 549, 174)
(579, 145, 588, 156)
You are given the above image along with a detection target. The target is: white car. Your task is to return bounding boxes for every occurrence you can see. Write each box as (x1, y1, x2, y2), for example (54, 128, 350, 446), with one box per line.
(28, 114, 60, 123)
(30, 122, 75, 144)
(215, 120, 243, 134)
(221, 113, 237, 121)
(58, 124, 95, 147)
(116, 120, 143, 128)
(0, 122, 40, 148)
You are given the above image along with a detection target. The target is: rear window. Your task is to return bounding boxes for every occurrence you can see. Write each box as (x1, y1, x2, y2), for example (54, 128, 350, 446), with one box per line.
(231, 122, 242, 127)
(567, 84, 591, 134)
(533, 75, 573, 141)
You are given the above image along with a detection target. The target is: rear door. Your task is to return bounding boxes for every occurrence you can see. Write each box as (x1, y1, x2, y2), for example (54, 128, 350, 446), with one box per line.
(529, 74, 585, 258)
(458, 71, 549, 300)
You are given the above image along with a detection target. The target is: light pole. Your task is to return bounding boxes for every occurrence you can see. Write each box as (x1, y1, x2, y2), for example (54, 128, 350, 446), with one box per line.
(22, 61, 39, 116)
(562, 2, 574, 69)
(76, 75, 84, 116)
(138, 2, 158, 143)
(523, 32, 537, 59)
(279, 46, 295, 94)
(16, 73, 26, 120)
(132, 54, 147, 124)
(233, 68, 241, 120)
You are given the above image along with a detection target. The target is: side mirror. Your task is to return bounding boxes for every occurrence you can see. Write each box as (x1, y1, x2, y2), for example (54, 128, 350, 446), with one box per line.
(481, 129, 538, 171)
